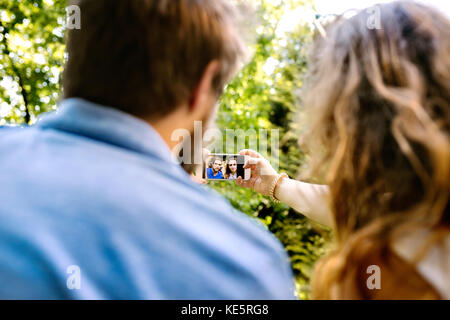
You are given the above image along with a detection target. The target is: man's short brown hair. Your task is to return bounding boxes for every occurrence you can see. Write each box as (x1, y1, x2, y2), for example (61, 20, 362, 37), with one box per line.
(63, 0, 246, 119)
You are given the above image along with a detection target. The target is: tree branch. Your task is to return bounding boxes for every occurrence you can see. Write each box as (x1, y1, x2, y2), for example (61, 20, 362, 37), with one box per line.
(0, 21, 31, 124)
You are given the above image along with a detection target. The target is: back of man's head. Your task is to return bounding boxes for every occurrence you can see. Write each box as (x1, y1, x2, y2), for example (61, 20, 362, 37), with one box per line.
(63, 0, 246, 120)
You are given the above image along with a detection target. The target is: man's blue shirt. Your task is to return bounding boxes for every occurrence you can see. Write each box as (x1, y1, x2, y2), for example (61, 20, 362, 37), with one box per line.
(0, 98, 295, 299)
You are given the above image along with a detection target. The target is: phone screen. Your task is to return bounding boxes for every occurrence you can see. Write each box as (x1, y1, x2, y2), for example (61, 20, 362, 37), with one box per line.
(204, 154, 246, 181)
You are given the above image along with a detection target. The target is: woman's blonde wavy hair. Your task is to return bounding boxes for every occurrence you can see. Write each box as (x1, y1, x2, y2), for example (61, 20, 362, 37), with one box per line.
(304, 1, 450, 299)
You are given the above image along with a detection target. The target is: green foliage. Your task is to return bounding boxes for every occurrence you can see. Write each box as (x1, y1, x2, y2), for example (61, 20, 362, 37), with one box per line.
(0, 0, 332, 299)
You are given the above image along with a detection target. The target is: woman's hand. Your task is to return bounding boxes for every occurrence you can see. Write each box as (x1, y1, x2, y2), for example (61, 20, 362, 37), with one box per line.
(236, 149, 279, 196)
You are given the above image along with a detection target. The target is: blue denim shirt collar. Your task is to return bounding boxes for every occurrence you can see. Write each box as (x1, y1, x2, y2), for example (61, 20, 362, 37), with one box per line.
(36, 98, 179, 166)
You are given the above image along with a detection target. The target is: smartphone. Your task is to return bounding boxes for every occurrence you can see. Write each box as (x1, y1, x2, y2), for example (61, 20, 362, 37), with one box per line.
(203, 154, 251, 181)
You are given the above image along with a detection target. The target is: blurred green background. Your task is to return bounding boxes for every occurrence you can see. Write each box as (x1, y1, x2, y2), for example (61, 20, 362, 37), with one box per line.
(0, 0, 331, 299)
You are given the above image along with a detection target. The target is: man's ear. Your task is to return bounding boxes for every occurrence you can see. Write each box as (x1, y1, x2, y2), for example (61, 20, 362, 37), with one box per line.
(188, 60, 221, 113)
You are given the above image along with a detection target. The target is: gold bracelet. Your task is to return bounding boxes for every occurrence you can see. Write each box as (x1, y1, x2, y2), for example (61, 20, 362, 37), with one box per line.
(269, 173, 288, 203)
